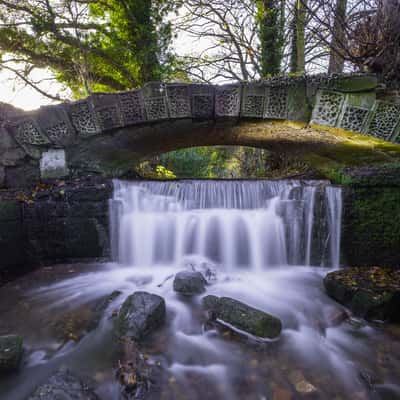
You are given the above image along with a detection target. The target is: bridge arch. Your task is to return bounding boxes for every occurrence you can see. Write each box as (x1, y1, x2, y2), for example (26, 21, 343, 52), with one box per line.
(1, 74, 400, 187)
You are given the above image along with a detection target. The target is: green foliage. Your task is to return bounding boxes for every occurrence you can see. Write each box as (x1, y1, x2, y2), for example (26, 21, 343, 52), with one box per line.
(0, 0, 179, 97)
(139, 146, 309, 179)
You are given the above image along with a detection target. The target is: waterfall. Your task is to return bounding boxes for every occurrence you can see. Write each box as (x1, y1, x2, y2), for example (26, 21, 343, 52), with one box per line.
(110, 180, 342, 269)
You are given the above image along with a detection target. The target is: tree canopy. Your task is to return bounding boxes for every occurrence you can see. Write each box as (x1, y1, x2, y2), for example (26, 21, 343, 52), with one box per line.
(0, 0, 178, 98)
(0, 0, 398, 100)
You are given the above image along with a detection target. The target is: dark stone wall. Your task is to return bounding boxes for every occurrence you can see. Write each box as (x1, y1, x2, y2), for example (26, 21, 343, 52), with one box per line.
(342, 185, 400, 268)
(0, 179, 112, 282)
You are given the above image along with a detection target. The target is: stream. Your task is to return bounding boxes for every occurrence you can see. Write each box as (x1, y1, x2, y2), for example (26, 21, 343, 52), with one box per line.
(0, 180, 399, 400)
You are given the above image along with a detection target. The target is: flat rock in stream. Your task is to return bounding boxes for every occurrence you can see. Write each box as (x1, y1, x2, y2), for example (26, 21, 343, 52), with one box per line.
(0, 335, 23, 373)
(203, 295, 282, 339)
(173, 271, 207, 296)
(114, 291, 166, 341)
(324, 267, 400, 321)
(27, 368, 99, 400)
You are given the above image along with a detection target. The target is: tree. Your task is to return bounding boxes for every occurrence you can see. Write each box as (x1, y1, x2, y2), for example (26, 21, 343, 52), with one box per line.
(174, 0, 261, 82)
(290, 0, 306, 72)
(257, 0, 285, 76)
(328, 0, 348, 73)
(0, 0, 177, 99)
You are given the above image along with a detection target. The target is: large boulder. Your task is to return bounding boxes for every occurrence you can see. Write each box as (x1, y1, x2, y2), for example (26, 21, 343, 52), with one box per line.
(27, 368, 99, 400)
(324, 267, 400, 321)
(173, 271, 207, 296)
(203, 295, 282, 339)
(0, 335, 23, 373)
(114, 292, 166, 341)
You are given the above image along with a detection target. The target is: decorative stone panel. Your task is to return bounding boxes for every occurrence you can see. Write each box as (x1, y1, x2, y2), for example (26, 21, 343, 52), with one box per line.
(166, 84, 191, 119)
(67, 100, 101, 137)
(90, 93, 124, 131)
(35, 105, 76, 147)
(311, 90, 345, 127)
(366, 101, 400, 141)
(142, 82, 169, 121)
(215, 84, 241, 117)
(241, 84, 266, 118)
(12, 118, 50, 146)
(191, 85, 215, 119)
(264, 85, 288, 119)
(118, 90, 146, 125)
(7, 117, 50, 159)
(339, 105, 370, 133)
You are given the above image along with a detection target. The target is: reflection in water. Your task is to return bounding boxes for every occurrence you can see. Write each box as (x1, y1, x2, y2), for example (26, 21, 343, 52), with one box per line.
(0, 180, 399, 400)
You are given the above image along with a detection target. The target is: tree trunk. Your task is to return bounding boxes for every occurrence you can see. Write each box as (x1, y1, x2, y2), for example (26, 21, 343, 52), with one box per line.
(290, 0, 306, 73)
(328, 0, 348, 74)
(258, 0, 284, 77)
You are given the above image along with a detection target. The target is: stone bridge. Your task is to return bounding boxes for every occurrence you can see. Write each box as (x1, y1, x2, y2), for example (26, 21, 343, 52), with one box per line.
(1, 73, 400, 187)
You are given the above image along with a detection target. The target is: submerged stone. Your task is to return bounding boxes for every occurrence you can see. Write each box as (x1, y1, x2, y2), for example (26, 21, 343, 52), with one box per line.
(51, 291, 121, 342)
(27, 368, 99, 399)
(114, 291, 166, 341)
(324, 267, 400, 321)
(0, 335, 23, 373)
(202, 295, 282, 339)
(173, 271, 207, 296)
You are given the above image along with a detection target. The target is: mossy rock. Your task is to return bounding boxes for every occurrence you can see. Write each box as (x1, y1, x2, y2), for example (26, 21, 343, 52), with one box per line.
(203, 295, 282, 339)
(324, 267, 400, 321)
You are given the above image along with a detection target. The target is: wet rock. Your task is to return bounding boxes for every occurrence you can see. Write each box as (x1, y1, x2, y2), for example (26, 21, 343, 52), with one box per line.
(0, 335, 23, 372)
(114, 291, 166, 341)
(202, 295, 282, 339)
(173, 271, 207, 296)
(51, 291, 121, 342)
(27, 368, 99, 399)
(324, 267, 400, 321)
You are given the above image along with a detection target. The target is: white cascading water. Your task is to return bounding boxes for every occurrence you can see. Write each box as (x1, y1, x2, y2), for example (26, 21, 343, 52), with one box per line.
(110, 180, 342, 269)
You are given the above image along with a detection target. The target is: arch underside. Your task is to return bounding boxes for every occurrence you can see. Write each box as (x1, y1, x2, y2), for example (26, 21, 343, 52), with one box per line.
(67, 119, 400, 178)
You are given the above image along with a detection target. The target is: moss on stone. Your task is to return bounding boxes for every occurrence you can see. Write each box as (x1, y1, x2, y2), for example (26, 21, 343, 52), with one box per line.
(331, 75, 378, 93)
(342, 186, 400, 267)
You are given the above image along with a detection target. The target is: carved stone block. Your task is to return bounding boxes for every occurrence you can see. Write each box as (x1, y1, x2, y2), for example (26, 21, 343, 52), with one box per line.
(67, 100, 101, 137)
(118, 90, 146, 125)
(215, 84, 241, 117)
(35, 105, 76, 147)
(366, 101, 400, 141)
(8, 116, 50, 158)
(142, 82, 169, 121)
(241, 84, 266, 118)
(90, 93, 124, 131)
(339, 105, 370, 133)
(311, 90, 345, 127)
(166, 84, 191, 119)
(191, 85, 215, 119)
(264, 85, 288, 119)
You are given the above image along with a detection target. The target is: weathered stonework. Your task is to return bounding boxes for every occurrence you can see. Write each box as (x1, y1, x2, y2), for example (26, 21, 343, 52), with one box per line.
(142, 82, 169, 121)
(0, 179, 112, 280)
(0, 74, 400, 188)
(215, 84, 241, 117)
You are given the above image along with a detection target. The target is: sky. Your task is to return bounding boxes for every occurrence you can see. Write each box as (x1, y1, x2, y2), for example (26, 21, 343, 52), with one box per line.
(0, 12, 200, 111)
(0, 66, 64, 111)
